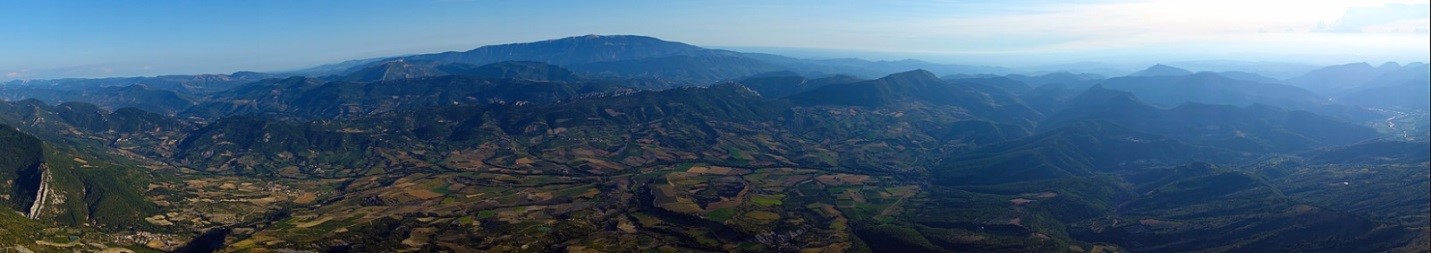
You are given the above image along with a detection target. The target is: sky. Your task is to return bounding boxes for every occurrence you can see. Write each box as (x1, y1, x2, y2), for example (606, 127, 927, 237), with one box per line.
(1, 0, 1427, 80)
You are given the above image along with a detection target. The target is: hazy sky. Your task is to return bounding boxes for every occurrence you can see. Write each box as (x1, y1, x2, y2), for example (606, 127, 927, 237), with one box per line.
(2, 0, 1427, 79)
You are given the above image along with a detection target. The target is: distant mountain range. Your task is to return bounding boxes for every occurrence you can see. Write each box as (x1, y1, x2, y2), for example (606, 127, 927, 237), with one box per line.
(293, 35, 1014, 84)
(1289, 62, 1431, 109)
(1044, 86, 1379, 152)
(1100, 72, 1326, 109)
(1128, 64, 1194, 77)
(341, 60, 584, 82)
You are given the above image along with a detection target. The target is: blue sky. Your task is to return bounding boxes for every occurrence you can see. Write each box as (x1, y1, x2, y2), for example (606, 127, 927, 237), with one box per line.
(2, 0, 1427, 79)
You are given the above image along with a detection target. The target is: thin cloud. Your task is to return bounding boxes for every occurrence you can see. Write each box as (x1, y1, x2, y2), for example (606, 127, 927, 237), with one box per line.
(865, 0, 1429, 55)
(1323, 3, 1431, 33)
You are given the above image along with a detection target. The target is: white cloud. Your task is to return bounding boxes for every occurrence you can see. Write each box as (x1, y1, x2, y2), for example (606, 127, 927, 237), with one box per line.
(1323, 3, 1430, 33)
(849, 0, 1431, 60)
(932, 0, 1426, 37)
